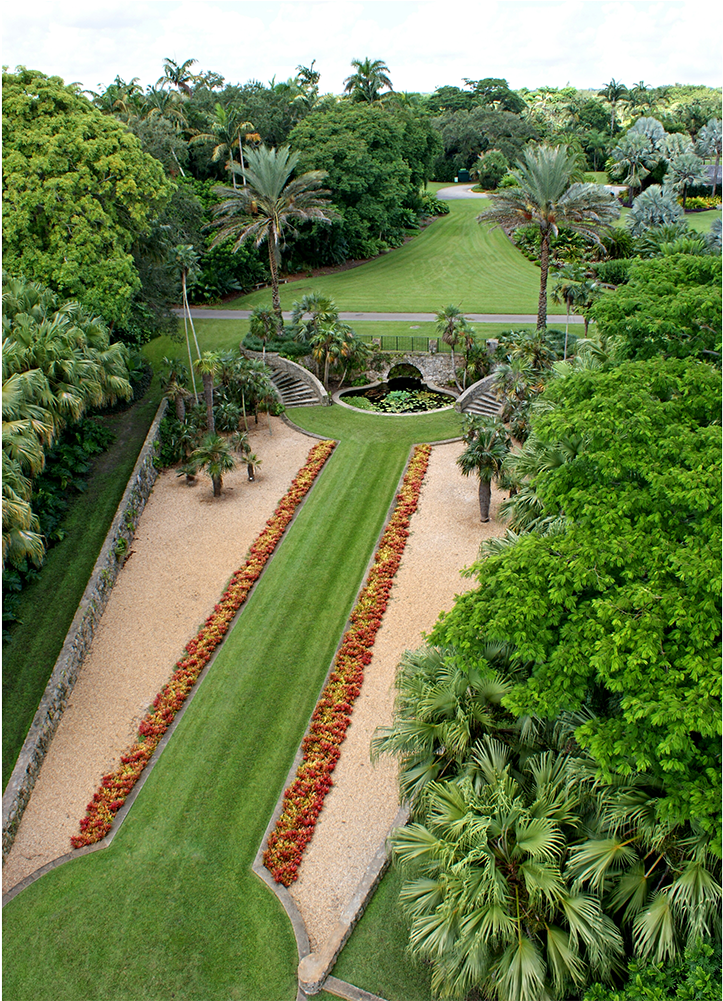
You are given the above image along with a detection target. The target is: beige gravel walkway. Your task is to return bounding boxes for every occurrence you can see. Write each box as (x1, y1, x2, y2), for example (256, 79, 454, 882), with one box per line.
(289, 442, 505, 949)
(3, 417, 311, 892)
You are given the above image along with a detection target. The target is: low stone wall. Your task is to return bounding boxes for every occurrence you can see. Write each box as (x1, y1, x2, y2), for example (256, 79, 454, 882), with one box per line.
(372, 352, 455, 386)
(455, 373, 497, 412)
(2, 398, 169, 862)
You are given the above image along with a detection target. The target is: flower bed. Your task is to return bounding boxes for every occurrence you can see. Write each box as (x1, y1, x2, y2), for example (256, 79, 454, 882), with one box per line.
(71, 439, 337, 849)
(263, 443, 432, 886)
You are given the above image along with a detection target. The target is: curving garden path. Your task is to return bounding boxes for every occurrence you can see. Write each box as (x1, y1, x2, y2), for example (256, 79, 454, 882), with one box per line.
(3, 407, 505, 1000)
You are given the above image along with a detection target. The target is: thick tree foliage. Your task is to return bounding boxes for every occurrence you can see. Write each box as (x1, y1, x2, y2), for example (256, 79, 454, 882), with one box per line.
(2, 69, 173, 327)
(432, 359, 721, 842)
(290, 102, 441, 260)
(591, 253, 721, 360)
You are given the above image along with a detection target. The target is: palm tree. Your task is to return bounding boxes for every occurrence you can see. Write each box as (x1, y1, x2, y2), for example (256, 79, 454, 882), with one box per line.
(190, 103, 255, 190)
(188, 433, 236, 497)
(158, 57, 198, 97)
(160, 357, 190, 421)
(627, 185, 685, 236)
(479, 145, 619, 331)
(290, 292, 340, 343)
(194, 352, 222, 433)
(456, 416, 511, 522)
(695, 118, 722, 197)
(309, 322, 354, 388)
(170, 244, 202, 403)
(343, 57, 393, 103)
(390, 738, 625, 1000)
(609, 131, 660, 200)
(663, 152, 710, 210)
(435, 305, 467, 391)
(211, 145, 339, 329)
(248, 306, 278, 360)
(598, 78, 628, 135)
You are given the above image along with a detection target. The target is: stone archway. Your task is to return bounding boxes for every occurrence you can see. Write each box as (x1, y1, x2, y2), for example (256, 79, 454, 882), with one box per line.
(373, 352, 455, 386)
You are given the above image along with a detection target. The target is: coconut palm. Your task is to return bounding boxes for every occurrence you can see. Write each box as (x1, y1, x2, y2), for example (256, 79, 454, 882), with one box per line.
(479, 146, 619, 331)
(158, 57, 198, 97)
(598, 79, 628, 135)
(343, 57, 393, 103)
(457, 417, 512, 522)
(188, 433, 236, 497)
(390, 738, 625, 1000)
(211, 145, 338, 329)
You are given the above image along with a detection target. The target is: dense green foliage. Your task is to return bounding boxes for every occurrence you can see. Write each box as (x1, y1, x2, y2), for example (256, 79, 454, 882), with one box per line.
(433, 358, 721, 841)
(582, 943, 721, 1001)
(2, 69, 173, 326)
(290, 102, 440, 259)
(592, 254, 721, 359)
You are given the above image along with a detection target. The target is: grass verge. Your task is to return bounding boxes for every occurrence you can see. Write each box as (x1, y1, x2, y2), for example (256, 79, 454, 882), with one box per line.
(2, 407, 461, 1001)
(2, 386, 163, 788)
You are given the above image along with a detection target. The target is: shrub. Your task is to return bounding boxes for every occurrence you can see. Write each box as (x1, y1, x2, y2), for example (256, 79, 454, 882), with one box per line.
(592, 258, 634, 285)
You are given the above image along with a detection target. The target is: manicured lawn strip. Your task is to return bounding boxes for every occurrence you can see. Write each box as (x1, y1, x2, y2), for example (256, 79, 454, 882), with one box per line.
(71, 440, 337, 848)
(221, 200, 543, 315)
(329, 863, 432, 1001)
(264, 445, 431, 885)
(142, 318, 250, 373)
(286, 404, 463, 445)
(3, 412, 454, 1000)
(2, 386, 163, 788)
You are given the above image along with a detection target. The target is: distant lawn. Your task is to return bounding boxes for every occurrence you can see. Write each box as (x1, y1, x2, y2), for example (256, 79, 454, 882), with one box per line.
(2, 387, 163, 788)
(2, 407, 462, 1001)
(219, 199, 545, 315)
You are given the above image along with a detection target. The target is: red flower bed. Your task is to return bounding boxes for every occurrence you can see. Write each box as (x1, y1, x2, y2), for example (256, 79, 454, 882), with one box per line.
(71, 439, 337, 849)
(263, 444, 431, 886)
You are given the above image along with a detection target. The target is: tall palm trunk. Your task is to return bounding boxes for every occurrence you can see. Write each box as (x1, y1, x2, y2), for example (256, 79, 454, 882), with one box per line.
(267, 226, 283, 331)
(202, 372, 215, 433)
(212, 474, 222, 497)
(537, 233, 551, 331)
(238, 136, 247, 187)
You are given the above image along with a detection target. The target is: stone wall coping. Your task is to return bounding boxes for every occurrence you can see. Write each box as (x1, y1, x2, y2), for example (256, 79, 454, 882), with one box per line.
(241, 348, 331, 406)
(455, 373, 498, 413)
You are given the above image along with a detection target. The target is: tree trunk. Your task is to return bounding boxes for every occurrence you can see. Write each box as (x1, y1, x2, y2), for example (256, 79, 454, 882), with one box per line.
(212, 475, 222, 497)
(537, 232, 551, 331)
(247, 462, 255, 481)
(175, 393, 185, 422)
(450, 346, 461, 391)
(267, 231, 283, 332)
(182, 275, 200, 405)
(238, 136, 247, 187)
(478, 478, 492, 522)
(324, 352, 330, 388)
(202, 373, 215, 433)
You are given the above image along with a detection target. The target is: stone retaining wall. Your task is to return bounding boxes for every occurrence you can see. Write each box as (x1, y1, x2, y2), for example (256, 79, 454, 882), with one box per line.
(241, 348, 330, 405)
(2, 398, 169, 861)
(372, 352, 455, 385)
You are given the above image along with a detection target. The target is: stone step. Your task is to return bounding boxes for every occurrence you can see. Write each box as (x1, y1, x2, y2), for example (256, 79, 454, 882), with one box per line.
(269, 371, 319, 407)
(461, 391, 502, 417)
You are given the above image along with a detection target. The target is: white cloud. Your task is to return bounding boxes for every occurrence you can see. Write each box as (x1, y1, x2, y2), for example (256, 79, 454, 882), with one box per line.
(2, 0, 720, 94)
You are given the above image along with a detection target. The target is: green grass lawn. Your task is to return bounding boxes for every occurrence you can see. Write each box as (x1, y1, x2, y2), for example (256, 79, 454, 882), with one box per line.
(2, 407, 461, 1001)
(2, 386, 163, 788)
(218, 199, 545, 315)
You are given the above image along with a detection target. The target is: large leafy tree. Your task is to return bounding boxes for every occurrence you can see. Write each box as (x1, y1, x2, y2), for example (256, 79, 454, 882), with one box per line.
(479, 145, 619, 330)
(432, 358, 722, 842)
(210, 144, 338, 327)
(2, 68, 173, 327)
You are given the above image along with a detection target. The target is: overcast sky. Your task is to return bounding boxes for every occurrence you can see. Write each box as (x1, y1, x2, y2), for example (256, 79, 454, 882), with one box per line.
(2, 1, 720, 96)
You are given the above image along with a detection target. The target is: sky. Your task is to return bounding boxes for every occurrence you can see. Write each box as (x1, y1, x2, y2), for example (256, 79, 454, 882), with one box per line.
(2, 0, 721, 97)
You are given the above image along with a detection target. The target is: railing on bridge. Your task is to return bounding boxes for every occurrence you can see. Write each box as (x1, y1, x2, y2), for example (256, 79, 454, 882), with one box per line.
(356, 334, 446, 354)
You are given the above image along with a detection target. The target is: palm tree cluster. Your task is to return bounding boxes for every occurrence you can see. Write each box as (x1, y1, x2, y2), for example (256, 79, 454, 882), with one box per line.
(2, 275, 132, 568)
(376, 645, 722, 1001)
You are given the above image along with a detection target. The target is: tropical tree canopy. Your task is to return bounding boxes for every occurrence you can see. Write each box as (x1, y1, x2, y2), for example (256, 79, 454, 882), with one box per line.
(479, 145, 619, 330)
(2, 68, 173, 326)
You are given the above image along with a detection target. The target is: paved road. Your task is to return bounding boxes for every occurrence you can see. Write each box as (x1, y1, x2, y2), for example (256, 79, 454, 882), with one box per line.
(436, 183, 488, 200)
(178, 308, 582, 324)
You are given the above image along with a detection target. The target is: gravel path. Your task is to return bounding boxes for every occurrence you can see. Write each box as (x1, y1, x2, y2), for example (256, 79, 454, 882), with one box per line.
(289, 441, 505, 949)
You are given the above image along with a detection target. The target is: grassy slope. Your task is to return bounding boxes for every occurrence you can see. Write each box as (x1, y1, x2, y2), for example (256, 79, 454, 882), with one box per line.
(219, 199, 545, 314)
(3, 408, 461, 1001)
(2, 387, 163, 787)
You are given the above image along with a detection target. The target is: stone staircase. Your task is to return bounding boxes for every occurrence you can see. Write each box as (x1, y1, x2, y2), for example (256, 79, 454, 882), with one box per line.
(241, 349, 330, 407)
(455, 375, 503, 419)
(269, 369, 320, 408)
